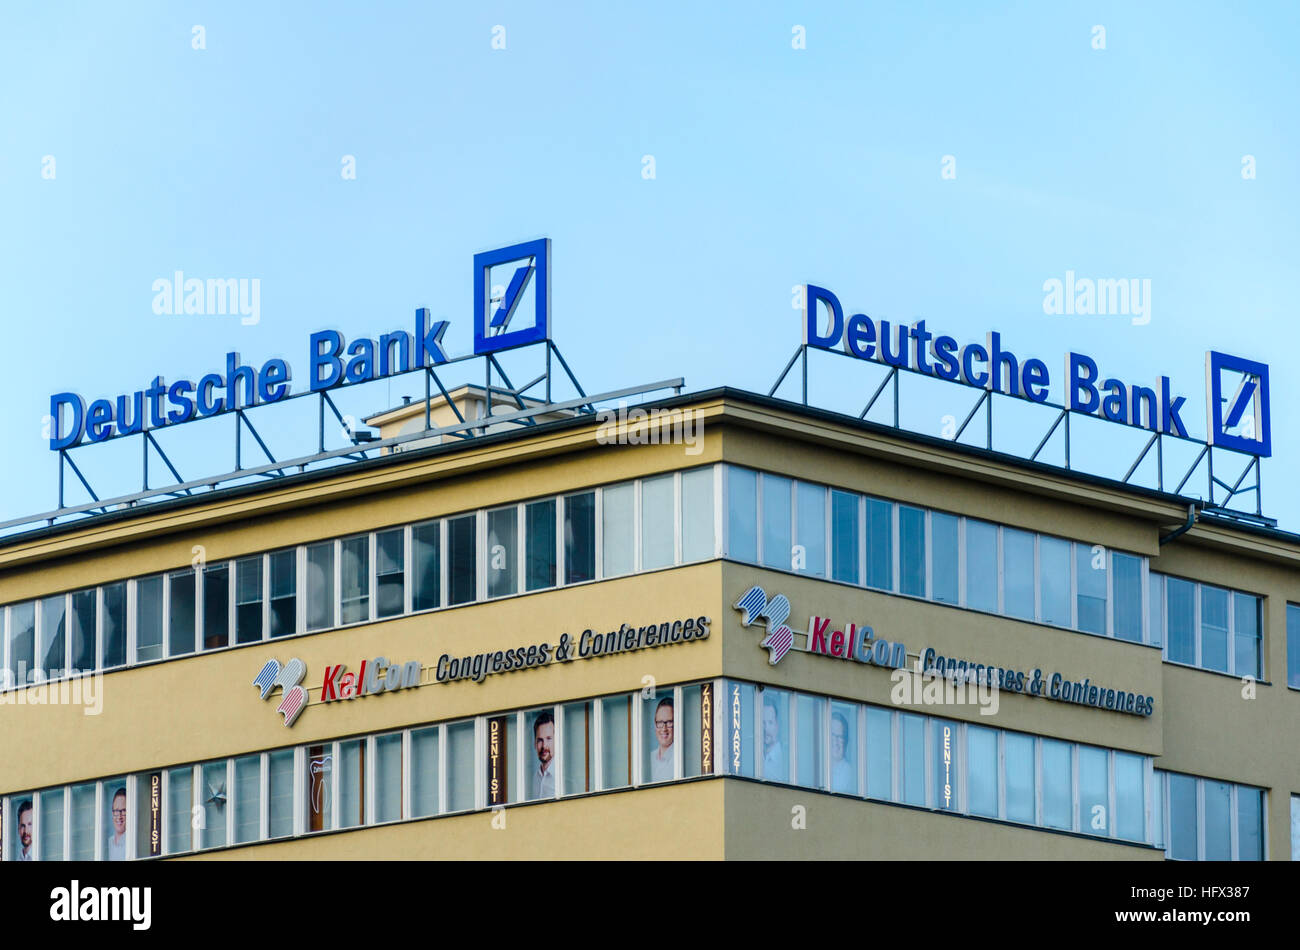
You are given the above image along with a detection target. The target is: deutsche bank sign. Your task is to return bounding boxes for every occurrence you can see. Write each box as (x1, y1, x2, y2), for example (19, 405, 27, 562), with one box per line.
(803, 284, 1272, 457)
(48, 241, 554, 450)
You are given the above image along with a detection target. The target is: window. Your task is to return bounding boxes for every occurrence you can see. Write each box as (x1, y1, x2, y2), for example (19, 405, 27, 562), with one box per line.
(1238, 787, 1263, 861)
(965, 520, 997, 612)
(485, 715, 517, 805)
(1004, 733, 1035, 823)
(1200, 587, 1229, 673)
(1078, 746, 1109, 836)
(1075, 543, 1107, 635)
(200, 760, 227, 849)
(1039, 536, 1071, 627)
(563, 493, 595, 584)
(487, 507, 518, 598)
(760, 689, 790, 783)
(1168, 772, 1197, 859)
(203, 564, 229, 649)
(306, 744, 333, 832)
(1203, 780, 1231, 860)
(934, 719, 959, 811)
(1166, 577, 1196, 665)
(761, 475, 792, 571)
(829, 702, 858, 795)
(1115, 752, 1145, 842)
(268, 749, 294, 839)
(643, 690, 676, 784)
(338, 739, 365, 828)
(795, 694, 825, 789)
(8, 602, 35, 685)
(830, 490, 859, 584)
(235, 557, 263, 644)
(1002, 528, 1034, 620)
(1233, 593, 1260, 679)
(39, 594, 67, 678)
(931, 512, 959, 605)
(447, 515, 476, 605)
(525, 499, 557, 591)
(375, 733, 403, 822)
(101, 583, 127, 670)
(900, 713, 925, 806)
(234, 755, 261, 844)
(69, 590, 95, 672)
(526, 707, 558, 800)
(796, 482, 826, 578)
(865, 498, 892, 591)
(865, 707, 892, 800)
(966, 725, 997, 818)
(601, 484, 634, 578)
(1042, 739, 1072, 830)
(681, 469, 714, 563)
(340, 536, 370, 624)
(40, 789, 65, 861)
(269, 550, 296, 637)
(898, 506, 925, 597)
(411, 726, 440, 818)
(600, 696, 631, 789)
(1113, 553, 1143, 642)
(167, 570, 195, 657)
(306, 543, 335, 632)
(563, 701, 594, 794)
(166, 766, 193, 853)
(641, 475, 675, 570)
(445, 721, 476, 812)
(1290, 605, 1300, 689)
(726, 682, 756, 778)
(1148, 572, 1165, 648)
(104, 779, 128, 861)
(69, 782, 96, 860)
(681, 684, 709, 779)
(412, 522, 441, 611)
(726, 467, 758, 563)
(376, 529, 405, 618)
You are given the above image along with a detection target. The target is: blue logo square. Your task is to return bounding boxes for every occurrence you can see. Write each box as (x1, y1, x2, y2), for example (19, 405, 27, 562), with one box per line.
(1207, 351, 1271, 457)
(473, 238, 550, 355)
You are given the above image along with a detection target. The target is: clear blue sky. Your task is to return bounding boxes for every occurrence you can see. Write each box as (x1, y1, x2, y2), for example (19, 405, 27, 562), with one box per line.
(1, 1, 1296, 532)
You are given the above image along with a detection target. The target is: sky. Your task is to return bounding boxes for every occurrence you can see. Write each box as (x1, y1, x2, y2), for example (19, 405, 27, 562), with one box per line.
(1, 1, 1296, 533)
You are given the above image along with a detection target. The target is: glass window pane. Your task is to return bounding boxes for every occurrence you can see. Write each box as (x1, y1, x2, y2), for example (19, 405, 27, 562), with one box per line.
(339, 739, 365, 828)
(1237, 787, 1263, 860)
(760, 689, 790, 783)
(411, 726, 440, 817)
(487, 508, 518, 598)
(1003, 528, 1035, 620)
(1169, 773, 1198, 860)
(681, 469, 714, 563)
(40, 789, 65, 860)
(643, 690, 676, 784)
(600, 696, 631, 789)
(234, 755, 261, 844)
(1042, 739, 1072, 830)
(965, 520, 997, 612)
(641, 475, 675, 570)
(761, 474, 792, 571)
(340, 536, 370, 624)
(69, 782, 96, 860)
(601, 484, 634, 578)
(1005, 733, 1035, 823)
(306, 542, 335, 631)
(725, 681, 755, 778)
(101, 583, 127, 670)
(1289, 605, 1300, 689)
(69, 590, 95, 673)
(865, 498, 893, 590)
(236, 557, 263, 644)
(375, 733, 402, 822)
(682, 684, 708, 779)
(269, 550, 296, 637)
(167, 571, 195, 658)
(1078, 746, 1109, 836)
(13, 797, 34, 860)
(830, 702, 858, 795)
(306, 744, 333, 832)
(1201, 587, 1229, 672)
(900, 714, 925, 806)
(933, 719, 959, 812)
(1039, 536, 1071, 626)
(376, 529, 405, 618)
(268, 749, 294, 838)
(1148, 573, 1164, 647)
(8, 602, 35, 685)
(795, 483, 826, 578)
(1113, 553, 1143, 642)
(1076, 543, 1107, 634)
(166, 767, 193, 853)
(830, 490, 859, 584)
(1115, 752, 1145, 841)
(446, 721, 476, 812)
(525, 500, 557, 591)
(40, 593, 67, 677)
(866, 708, 892, 800)
(412, 522, 441, 611)
(1166, 577, 1196, 665)
(726, 467, 758, 563)
(967, 725, 998, 817)
(899, 506, 925, 597)
(527, 708, 558, 799)
(202, 565, 229, 649)
(105, 781, 128, 860)
(562, 701, 594, 794)
(796, 695, 825, 789)
(136, 577, 164, 663)
(201, 761, 227, 849)
(932, 512, 959, 605)
(563, 493, 595, 583)
(1204, 780, 1231, 860)
(1233, 593, 1260, 679)
(447, 515, 477, 605)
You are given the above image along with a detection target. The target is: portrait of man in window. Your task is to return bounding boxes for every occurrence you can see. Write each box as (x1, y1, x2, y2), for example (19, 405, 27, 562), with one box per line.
(830, 712, 854, 793)
(531, 711, 556, 799)
(647, 697, 675, 783)
(16, 799, 33, 861)
(762, 698, 786, 782)
(107, 787, 127, 860)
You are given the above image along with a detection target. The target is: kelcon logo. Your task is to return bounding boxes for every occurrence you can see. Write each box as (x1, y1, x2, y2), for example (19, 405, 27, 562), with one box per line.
(253, 657, 309, 727)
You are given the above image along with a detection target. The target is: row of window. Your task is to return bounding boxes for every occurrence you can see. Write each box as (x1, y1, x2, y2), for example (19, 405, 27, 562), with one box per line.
(0, 463, 1273, 688)
(0, 679, 1269, 860)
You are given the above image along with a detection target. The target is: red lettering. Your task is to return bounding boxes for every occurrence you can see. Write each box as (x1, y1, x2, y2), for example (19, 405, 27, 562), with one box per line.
(809, 617, 831, 655)
(356, 660, 368, 696)
(321, 664, 343, 702)
(830, 629, 845, 657)
(846, 623, 859, 660)
(339, 672, 355, 698)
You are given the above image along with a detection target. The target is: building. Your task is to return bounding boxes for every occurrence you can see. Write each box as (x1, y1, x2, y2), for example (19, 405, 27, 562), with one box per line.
(1, 382, 1297, 861)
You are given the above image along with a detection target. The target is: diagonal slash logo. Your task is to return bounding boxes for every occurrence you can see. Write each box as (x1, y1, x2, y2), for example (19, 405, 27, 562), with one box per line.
(734, 585, 795, 665)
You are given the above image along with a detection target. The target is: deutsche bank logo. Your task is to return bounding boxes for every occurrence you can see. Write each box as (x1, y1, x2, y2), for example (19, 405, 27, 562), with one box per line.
(1206, 351, 1271, 457)
(473, 238, 551, 355)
